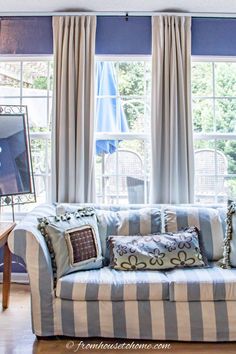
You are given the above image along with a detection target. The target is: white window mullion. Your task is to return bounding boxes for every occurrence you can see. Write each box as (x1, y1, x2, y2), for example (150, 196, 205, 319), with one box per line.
(212, 62, 218, 203)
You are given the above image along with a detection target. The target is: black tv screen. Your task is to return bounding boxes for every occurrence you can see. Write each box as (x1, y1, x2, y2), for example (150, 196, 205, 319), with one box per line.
(0, 114, 32, 196)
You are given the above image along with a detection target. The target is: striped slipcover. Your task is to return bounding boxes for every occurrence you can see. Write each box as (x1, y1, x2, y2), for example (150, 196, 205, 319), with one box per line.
(8, 203, 236, 341)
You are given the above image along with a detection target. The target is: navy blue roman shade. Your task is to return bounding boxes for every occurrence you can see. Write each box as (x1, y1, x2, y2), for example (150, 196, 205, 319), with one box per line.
(96, 16, 152, 55)
(0, 16, 53, 55)
(192, 18, 236, 56)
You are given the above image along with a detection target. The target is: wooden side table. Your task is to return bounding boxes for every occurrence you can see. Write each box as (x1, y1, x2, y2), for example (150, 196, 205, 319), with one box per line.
(0, 222, 16, 309)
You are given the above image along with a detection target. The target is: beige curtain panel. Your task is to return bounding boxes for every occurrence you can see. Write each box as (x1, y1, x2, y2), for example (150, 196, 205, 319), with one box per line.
(52, 16, 96, 203)
(150, 16, 194, 204)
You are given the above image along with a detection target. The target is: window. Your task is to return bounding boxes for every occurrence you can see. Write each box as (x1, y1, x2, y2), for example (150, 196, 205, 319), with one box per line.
(0, 57, 53, 211)
(95, 58, 151, 204)
(192, 58, 236, 204)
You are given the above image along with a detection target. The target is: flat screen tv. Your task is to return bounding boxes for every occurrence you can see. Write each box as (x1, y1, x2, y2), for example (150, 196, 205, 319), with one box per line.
(0, 107, 34, 198)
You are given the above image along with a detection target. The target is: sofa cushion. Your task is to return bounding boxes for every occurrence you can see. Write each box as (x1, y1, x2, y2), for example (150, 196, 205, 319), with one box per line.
(166, 263, 236, 301)
(56, 266, 169, 301)
(164, 206, 224, 261)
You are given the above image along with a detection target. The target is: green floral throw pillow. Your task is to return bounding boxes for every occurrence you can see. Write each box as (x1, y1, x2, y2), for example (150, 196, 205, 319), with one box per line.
(108, 227, 208, 271)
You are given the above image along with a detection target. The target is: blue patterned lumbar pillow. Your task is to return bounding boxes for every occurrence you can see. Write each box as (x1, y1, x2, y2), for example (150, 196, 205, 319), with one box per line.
(38, 207, 103, 280)
(108, 227, 208, 270)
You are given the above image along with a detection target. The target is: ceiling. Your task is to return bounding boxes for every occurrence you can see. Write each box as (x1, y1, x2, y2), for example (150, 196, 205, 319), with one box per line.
(1, 0, 236, 15)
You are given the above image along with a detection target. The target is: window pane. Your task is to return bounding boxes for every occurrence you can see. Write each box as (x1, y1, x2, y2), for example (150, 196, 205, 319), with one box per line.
(192, 98, 214, 132)
(30, 137, 51, 201)
(222, 140, 236, 175)
(194, 139, 236, 204)
(49, 62, 54, 91)
(96, 97, 120, 133)
(0, 62, 21, 97)
(192, 62, 213, 96)
(95, 138, 150, 204)
(215, 62, 236, 97)
(215, 98, 236, 133)
(194, 140, 226, 204)
(22, 97, 48, 129)
(122, 98, 146, 133)
(118, 62, 145, 96)
(145, 62, 152, 96)
(22, 61, 49, 95)
(119, 139, 151, 175)
(225, 177, 236, 200)
(0, 97, 20, 106)
(215, 140, 236, 202)
(31, 138, 50, 174)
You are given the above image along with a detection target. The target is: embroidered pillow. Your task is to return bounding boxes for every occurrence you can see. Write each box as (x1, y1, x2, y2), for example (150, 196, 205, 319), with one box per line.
(222, 202, 236, 268)
(108, 227, 208, 271)
(38, 207, 103, 280)
(55, 204, 118, 263)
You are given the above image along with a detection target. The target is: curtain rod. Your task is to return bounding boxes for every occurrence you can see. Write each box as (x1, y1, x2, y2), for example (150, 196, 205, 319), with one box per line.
(1, 11, 236, 18)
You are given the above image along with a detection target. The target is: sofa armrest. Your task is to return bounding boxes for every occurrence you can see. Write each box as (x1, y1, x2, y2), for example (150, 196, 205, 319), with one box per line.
(8, 222, 56, 336)
(8, 222, 53, 282)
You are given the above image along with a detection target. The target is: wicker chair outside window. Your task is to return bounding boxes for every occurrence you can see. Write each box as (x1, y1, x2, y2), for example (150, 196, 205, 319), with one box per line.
(195, 148, 228, 203)
(104, 149, 144, 203)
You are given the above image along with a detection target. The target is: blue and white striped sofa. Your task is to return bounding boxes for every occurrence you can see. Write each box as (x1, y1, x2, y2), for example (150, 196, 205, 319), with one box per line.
(8, 203, 236, 341)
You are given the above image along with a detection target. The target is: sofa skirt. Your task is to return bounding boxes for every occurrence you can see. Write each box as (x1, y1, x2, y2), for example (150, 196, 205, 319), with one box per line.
(33, 298, 236, 341)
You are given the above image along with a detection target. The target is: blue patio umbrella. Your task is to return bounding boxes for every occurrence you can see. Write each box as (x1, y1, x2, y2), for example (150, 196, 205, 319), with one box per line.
(96, 62, 129, 155)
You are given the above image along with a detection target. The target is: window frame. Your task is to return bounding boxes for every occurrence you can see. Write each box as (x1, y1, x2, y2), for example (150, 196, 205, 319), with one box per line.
(0, 55, 53, 218)
(95, 55, 152, 204)
(192, 55, 236, 203)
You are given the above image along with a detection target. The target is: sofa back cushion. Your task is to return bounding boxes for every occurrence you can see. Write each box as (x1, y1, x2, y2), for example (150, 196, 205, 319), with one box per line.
(96, 210, 119, 263)
(164, 206, 225, 261)
(97, 207, 162, 264)
(116, 208, 162, 235)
